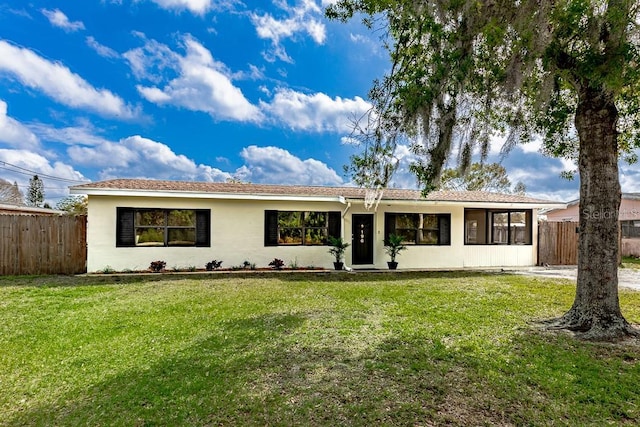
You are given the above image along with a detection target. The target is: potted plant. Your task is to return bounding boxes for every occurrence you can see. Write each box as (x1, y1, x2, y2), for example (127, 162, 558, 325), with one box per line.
(328, 236, 350, 270)
(384, 234, 407, 270)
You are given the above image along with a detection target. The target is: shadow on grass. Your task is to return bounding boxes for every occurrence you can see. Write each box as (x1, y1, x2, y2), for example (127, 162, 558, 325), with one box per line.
(7, 310, 640, 426)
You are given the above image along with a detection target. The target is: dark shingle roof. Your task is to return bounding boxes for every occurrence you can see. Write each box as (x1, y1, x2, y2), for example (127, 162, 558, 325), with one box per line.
(71, 178, 561, 205)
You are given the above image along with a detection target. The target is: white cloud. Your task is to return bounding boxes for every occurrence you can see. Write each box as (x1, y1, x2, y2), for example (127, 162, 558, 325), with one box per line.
(488, 134, 544, 156)
(130, 35, 262, 122)
(0, 41, 138, 119)
(386, 143, 420, 189)
(28, 122, 113, 147)
(235, 145, 343, 185)
(146, 0, 212, 14)
(340, 136, 359, 145)
(0, 100, 39, 149)
(263, 88, 371, 132)
(86, 36, 120, 59)
(123, 36, 179, 83)
(0, 148, 87, 202)
(349, 32, 384, 57)
(41, 8, 85, 32)
(67, 135, 231, 182)
(142, 0, 241, 15)
(620, 168, 640, 193)
(136, 86, 172, 102)
(251, 0, 327, 63)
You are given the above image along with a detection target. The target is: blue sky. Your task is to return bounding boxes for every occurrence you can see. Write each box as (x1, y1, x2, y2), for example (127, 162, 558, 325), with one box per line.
(0, 0, 636, 205)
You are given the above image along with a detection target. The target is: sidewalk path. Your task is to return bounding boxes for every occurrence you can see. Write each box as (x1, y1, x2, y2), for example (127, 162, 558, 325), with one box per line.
(508, 266, 640, 291)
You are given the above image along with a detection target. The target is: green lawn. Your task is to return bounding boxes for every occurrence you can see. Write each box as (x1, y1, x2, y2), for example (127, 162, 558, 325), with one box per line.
(1, 271, 640, 426)
(622, 255, 640, 268)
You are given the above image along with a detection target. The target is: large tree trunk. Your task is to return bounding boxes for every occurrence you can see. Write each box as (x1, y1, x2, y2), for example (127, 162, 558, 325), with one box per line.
(554, 86, 636, 340)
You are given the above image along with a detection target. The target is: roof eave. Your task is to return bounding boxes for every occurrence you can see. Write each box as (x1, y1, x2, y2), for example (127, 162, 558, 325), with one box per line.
(70, 187, 348, 204)
(346, 198, 567, 209)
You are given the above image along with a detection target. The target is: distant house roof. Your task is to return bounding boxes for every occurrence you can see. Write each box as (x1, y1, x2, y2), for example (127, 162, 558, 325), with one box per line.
(0, 203, 65, 215)
(70, 179, 564, 208)
(561, 193, 640, 207)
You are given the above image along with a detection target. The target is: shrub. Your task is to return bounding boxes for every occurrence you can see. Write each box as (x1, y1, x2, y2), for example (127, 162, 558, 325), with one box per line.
(100, 265, 116, 274)
(149, 260, 166, 273)
(205, 260, 223, 271)
(268, 258, 285, 270)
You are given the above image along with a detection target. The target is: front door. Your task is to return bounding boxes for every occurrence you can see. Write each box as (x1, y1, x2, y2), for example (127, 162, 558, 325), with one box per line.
(352, 214, 374, 265)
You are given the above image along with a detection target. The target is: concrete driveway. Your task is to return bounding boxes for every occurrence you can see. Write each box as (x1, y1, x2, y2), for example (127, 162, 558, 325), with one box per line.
(507, 266, 640, 291)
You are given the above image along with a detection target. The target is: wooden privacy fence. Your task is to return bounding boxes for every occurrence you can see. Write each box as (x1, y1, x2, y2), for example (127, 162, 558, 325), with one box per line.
(538, 221, 579, 265)
(0, 215, 87, 275)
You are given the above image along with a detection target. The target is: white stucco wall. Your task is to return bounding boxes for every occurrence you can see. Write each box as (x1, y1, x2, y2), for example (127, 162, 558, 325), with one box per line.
(346, 203, 537, 269)
(86, 195, 348, 272)
(85, 195, 539, 272)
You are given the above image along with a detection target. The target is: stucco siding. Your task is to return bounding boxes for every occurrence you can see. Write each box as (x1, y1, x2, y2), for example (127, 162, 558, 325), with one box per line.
(362, 204, 465, 269)
(86, 195, 541, 272)
(462, 245, 534, 267)
(86, 195, 347, 272)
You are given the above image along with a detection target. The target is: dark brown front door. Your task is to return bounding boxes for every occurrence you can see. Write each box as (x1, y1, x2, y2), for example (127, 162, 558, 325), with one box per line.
(352, 214, 374, 265)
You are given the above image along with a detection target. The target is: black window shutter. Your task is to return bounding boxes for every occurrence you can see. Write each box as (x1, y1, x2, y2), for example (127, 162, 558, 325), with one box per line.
(328, 211, 341, 239)
(116, 208, 135, 247)
(439, 215, 451, 245)
(195, 210, 211, 247)
(264, 210, 278, 246)
(385, 213, 396, 243)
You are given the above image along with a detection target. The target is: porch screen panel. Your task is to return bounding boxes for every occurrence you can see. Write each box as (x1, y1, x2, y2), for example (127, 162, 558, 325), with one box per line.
(464, 208, 532, 245)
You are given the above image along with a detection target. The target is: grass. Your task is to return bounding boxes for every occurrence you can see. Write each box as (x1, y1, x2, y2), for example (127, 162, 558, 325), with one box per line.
(622, 255, 640, 268)
(1, 271, 640, 426)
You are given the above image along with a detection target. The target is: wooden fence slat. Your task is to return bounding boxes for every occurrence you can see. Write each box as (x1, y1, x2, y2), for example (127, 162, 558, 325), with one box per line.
(538, 221, 579, 265)
(0, 214, 87, 275)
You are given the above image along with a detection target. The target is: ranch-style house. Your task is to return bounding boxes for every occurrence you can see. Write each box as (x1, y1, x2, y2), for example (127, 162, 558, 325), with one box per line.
(69, 179, 565, 272)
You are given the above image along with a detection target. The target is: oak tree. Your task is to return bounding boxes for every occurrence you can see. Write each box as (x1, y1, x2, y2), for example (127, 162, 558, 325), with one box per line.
(439, 162, 525, 193)
(329, 0, 640, 340)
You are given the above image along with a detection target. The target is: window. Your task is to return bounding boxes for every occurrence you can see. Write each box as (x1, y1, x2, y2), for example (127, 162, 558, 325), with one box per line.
(116, 208, 210, 247)
(264, 210, 341, 246)
(465, 209, 532, 245)
(384, 213, 451, 245)
(621, 220, 640, 238)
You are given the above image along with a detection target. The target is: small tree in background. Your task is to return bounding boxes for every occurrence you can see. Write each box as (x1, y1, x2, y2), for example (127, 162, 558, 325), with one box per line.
(26, 175, 44, 207)
(55, 195, 87, 215)
(0, 179, 24, 205)
(439, 163, 526, 194)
